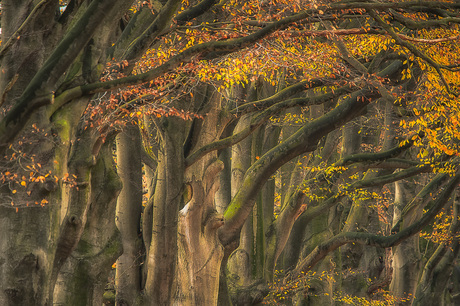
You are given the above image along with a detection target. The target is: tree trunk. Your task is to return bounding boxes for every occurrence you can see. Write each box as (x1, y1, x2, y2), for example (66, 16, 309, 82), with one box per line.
(54, 141, 123, 305)
(389, 180, 419, 305)
(227, 83, 257, 295)
(295, 211, 335, 305)
(176, 162, 225, 305)
(0, 203, 55, 305)
(340, 102, 394, 298)
(175, 88, 230, 304)
(115, 124, 143, 305)
(144, 117, 186, 305)
(228, 113, 254, 287)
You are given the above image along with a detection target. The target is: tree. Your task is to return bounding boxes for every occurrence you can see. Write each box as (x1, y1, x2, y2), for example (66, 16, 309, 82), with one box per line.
(1, 0, 460, 305)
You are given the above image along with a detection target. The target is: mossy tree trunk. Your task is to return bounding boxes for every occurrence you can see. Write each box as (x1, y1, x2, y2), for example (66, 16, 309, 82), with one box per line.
(53, 141, 123, 305)
(227, 113, 254, 289)
(0, 1, 138, 304)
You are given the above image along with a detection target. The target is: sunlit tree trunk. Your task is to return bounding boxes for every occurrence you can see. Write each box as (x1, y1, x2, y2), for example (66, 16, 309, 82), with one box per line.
(176, 161, 225, 305)
(175, 89, 229, 305)
(140, 113, 158, 291)
(389, 179, 420, 305)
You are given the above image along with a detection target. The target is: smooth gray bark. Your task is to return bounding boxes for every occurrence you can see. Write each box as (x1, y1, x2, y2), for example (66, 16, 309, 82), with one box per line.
(115, 124, 143, 305)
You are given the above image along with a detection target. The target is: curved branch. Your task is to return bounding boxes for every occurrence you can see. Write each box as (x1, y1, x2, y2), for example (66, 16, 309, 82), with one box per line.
(232, 79, 326, 114)
(397, 33, 460, 44)
(330, 1, 460, 11)
(219, 89, 379, 246)
(185, 84, 355, 167)
(185, 118, 260, 168)
(291, 171, 460, 277)
(413, 198, 460, 305)
(176, 0, 219, 24)
(301, 163, 430, 225)
(2, 0, 457, 150)
(45, 9, 322, 108)
(390, 9, 460, 30)
(347, 164, 430, 190)
(297, 131, 419, 198)
(336, 137, 415, 166)
(401, 173, 449, 220)
(121, 0, 182, 61)
(323, 20, 397, 103)
(349, 158, 420, 170)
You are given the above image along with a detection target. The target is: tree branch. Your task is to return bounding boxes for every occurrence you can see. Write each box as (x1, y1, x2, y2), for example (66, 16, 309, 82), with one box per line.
(336, 137, 415, 166)
(121, 0, 182, 61)
(291, 171, 460, 277)
(390, 9, 460, 30)
(176, 0, 219, 24)
(219, 89, 378, 245)
(368, 9, 452, 93)
(413, 197, 460, 304)
(0, 0, 135, 149)
(185, 84, 355, 167)
(233, 79, 326, 114)
(219, 59, 404, 246)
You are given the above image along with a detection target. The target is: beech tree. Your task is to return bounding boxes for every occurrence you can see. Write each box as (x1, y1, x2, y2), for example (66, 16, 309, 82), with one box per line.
(1, 1, 460, 305)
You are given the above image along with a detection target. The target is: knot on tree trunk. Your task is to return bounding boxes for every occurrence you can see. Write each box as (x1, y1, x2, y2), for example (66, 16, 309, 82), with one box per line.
(202, 208, 224, 233)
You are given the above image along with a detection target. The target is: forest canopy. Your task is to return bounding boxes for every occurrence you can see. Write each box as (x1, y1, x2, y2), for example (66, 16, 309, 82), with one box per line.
(0, 0, 460, 305)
